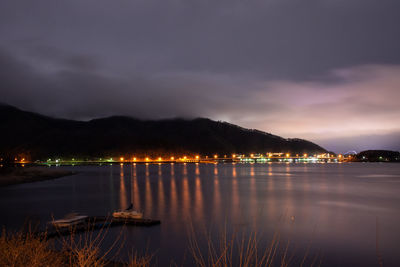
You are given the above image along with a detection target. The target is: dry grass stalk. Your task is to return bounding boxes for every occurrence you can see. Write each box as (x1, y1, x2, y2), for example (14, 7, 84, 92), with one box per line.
(187, 215, 315, 267)
(0, 228, 63, 267)
(57, 217, 125, 267)
(126, 250, 154, 267)
(0, 218, 155, 267)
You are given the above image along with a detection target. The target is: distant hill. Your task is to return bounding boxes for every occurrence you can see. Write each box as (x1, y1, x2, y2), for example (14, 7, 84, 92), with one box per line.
(0, 104, 326, 159)
(355, 150, 400, 162)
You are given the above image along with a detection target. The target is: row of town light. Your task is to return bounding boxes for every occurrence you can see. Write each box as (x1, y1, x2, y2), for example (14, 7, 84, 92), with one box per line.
(7, 153, 345, 164)
(120, 155, 205, 162)
(117, 153, 323, 162)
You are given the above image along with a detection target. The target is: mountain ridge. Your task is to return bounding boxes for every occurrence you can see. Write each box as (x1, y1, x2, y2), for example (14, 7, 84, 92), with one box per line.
(0, 105, 326, 159)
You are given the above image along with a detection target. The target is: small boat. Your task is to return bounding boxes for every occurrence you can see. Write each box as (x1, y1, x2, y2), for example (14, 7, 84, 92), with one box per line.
(51, 213, 88, 228)
(113, 203, 143, 219)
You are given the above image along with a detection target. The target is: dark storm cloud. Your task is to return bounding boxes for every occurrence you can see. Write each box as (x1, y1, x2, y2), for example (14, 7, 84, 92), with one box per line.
(2, 0, 400, 78)
(0, 47, 254, 120)
(0, 0, 400, 152)
(28, 45, 100, 71)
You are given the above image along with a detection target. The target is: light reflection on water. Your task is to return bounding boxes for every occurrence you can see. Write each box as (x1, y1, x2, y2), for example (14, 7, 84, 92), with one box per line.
(213, 164, 221, 220)
(194, 164, 204, 222)
(182, 164, 190, 221)
(131, 164, 140, 211)
(119, 164, 128, 209)
(0, 163, 400, 266)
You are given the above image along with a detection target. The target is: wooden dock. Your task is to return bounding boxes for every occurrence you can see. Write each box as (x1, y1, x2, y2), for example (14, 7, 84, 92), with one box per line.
(42, 216, 161, 239)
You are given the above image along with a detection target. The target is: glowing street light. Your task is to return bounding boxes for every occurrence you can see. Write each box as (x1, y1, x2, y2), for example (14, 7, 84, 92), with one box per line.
(145, 157, 149, 161)
(170, 156, 174, 160)
(120, 157, 124, 161)
(214, 155, 218, 159)
(195, 155, 199, 160)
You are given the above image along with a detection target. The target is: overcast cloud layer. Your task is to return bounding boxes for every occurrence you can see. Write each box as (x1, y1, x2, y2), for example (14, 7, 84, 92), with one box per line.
(1, 0, 399, 153)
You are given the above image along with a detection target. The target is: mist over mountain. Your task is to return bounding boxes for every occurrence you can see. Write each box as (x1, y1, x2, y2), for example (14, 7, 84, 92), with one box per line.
(0, 104, 326, 159)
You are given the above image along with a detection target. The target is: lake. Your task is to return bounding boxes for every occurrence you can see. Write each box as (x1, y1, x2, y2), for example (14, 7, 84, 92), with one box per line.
(1, 163, 400, 266)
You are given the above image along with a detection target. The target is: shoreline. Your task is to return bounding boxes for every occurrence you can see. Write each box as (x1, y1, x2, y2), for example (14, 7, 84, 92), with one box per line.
(0, 166, 76, 187)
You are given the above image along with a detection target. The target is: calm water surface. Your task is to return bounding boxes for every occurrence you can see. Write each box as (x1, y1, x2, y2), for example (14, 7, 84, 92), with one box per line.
(1, 163, 400, 266)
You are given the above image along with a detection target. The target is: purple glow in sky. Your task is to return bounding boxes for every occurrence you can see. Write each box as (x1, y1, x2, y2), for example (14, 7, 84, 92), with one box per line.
(0, 0, 399, 153)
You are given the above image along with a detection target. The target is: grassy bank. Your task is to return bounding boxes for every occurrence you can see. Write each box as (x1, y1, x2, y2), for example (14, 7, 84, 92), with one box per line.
(0, 220, 321, 267)
(0, 227, 152, 267)
(0, 166, 75, 187)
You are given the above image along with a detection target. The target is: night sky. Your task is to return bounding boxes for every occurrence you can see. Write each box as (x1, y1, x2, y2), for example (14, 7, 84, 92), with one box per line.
(1, 0, 399, 153)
